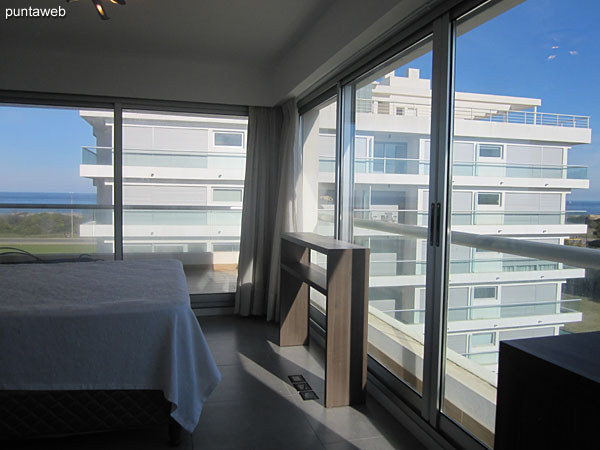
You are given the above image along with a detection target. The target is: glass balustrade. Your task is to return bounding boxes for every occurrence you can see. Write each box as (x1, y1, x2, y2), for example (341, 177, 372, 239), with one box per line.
(82, 147, 246, 170)
(319, 156, 587, 179)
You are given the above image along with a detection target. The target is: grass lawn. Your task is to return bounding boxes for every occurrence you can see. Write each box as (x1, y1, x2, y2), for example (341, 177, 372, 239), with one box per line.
(0, 243, 97, 255)
(562, 293, 600, 334)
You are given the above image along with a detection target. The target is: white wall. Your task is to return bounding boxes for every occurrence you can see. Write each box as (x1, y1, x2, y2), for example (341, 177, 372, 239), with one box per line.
(0, 45, 271, 106)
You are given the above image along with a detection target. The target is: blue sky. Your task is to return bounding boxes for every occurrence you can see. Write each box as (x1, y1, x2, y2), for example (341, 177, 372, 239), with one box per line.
(397, 0, 600, 201)
(0, 0, 598, 200)
(456, 0, 600, 201)
(0, 106, 100, 193)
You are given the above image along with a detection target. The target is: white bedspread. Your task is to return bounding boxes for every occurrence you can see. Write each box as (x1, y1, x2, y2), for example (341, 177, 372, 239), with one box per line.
(0, 259, 221, 433)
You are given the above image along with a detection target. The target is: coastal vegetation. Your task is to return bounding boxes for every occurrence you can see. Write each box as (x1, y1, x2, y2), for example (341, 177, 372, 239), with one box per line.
(0, 212, 82, 237)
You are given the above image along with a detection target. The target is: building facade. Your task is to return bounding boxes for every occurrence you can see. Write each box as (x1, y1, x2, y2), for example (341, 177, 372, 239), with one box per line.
(302, 68, 590, 375)
(79, 110, 248, 294)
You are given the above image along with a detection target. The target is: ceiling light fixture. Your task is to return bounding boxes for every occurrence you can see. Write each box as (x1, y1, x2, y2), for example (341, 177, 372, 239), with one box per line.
(66, 0, 126, 21)
(92, 0, 109, 20)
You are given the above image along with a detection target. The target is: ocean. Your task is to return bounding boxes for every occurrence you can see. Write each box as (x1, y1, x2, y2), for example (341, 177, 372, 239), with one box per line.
(1, 192, 600, 216)
(0, 192, 97, 213)
(566, 201, 600, 216)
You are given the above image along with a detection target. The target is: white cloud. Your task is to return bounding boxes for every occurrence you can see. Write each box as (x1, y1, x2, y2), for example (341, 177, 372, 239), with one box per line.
(570, 50, 578, 56)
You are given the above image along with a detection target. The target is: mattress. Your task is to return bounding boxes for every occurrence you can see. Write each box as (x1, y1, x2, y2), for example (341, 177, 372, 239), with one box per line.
(0, 259, 221, 433)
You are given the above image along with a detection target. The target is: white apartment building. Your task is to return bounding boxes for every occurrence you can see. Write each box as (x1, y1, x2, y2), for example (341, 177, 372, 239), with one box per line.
(301, 68, 590, 374)
(75, 69, 591, 440)
(79, 111, 248, 293)
(78, 70, 590, 372)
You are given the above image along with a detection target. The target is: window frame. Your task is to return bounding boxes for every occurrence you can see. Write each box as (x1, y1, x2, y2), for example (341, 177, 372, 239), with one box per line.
(211, 187, 244, 204)
(478, 143, 504, 159)
(476, 192, 502, 207)
(297, 2, 516, 449)
(213, 130, 245, 148)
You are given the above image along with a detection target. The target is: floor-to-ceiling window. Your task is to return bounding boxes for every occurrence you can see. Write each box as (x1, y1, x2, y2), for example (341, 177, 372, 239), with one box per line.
(300, 96, 338, 312)
(350, 37, 434, 394)
(442, 1, 600, 446)
(119, 110, 247, 295)
(0, 105, 115, 260)
(0, 102, 248, 299)
(299, 0, 600, 448)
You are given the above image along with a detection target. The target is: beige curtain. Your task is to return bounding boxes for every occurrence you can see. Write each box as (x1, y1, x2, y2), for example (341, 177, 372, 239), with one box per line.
(235, 99, 298, 320)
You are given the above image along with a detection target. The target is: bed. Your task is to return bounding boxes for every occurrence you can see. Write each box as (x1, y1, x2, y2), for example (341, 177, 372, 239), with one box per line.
(0, 259, 221, 443)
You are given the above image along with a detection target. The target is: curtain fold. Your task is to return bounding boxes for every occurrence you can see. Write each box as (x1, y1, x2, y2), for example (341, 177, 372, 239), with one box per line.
(235, 99, 298, 320)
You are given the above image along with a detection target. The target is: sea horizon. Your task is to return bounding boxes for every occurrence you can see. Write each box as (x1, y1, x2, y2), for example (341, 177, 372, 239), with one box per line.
(1, 191, 599, 215)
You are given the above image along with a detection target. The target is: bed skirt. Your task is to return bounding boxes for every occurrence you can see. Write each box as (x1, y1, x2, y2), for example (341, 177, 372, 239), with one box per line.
(0, 390, 181, 444)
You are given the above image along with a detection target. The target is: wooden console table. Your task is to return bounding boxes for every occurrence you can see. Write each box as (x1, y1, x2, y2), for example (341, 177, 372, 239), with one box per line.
(279, 232, 369, 407)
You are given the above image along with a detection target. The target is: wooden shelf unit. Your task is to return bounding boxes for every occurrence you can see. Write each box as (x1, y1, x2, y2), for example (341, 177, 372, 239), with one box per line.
(279, 232, 369, 407)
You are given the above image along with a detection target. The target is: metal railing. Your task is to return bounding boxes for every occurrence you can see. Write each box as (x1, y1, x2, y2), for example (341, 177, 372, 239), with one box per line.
(355, 99, 590, 128)
(319, 156, 588, 179)
(353, 218, 600, 270)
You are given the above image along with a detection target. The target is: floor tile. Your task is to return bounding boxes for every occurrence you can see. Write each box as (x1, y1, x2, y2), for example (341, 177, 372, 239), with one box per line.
(324, 436, 408, 450)
(205, 338, 245, 366)
(206, 361, 292, 403)
(194, 394, 326, 450)
(292, 399, 383, 444)
(194, 315, 426, 450)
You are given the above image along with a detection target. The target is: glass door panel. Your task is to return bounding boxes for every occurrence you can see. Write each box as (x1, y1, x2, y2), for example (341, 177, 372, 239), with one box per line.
(351, 37, 433, 393)
(300, 97, 338, 312)
(444, 1, 600, 447)
(121, 109, 247, 295)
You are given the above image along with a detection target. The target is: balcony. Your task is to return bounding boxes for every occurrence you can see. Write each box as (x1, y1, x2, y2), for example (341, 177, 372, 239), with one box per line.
(81, 147, 246, 181)
(351, 216, 600, 445)
(356, 99, 590, 129)
(0, 204, 241, 294)
(319, 156, 588, 180)
(369, 257, 571, 277)
(321, 209, 587, 227)
(377, 298, 581, 325)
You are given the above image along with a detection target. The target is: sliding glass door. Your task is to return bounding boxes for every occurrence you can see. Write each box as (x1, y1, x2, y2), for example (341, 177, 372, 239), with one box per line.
(299, 1, 600, 448)
(120, 109, 248, 295)
(442, 1, 600, 447)
(350, 38, 434, 394)
(300, 96, 339, 313)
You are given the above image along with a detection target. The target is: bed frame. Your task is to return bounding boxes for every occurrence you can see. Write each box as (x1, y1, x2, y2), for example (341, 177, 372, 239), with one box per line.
(0, 253, 186, 446)
(0, 390, 182, 445)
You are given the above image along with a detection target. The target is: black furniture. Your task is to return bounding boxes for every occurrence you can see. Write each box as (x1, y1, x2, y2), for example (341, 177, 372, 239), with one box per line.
(495, 331, 600, 450)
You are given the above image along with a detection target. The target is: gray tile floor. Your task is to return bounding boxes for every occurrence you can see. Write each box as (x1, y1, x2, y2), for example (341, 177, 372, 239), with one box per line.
(7, 315, 427, 450)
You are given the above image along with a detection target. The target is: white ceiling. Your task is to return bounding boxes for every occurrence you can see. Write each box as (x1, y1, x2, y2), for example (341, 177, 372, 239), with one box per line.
(0, 0, 431, 106)
(1, 0, 335, 65)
